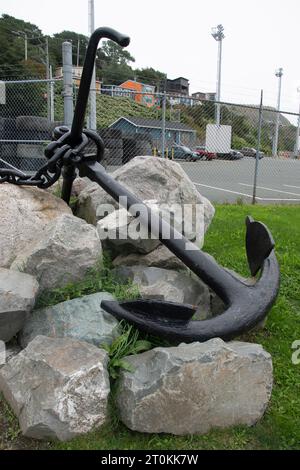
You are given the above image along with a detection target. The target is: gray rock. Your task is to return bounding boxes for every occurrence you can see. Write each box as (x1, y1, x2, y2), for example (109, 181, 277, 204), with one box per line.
(0, 268, 39, 342)
(72, 177, 93, 197)
(0, 341, 21, 369)
(19, 292, 120, 349)
(0, 335, 110, 441)
(114, 266, 211, 319)
(97, 202, 164, 256)
(113, 244, 188, 272)
(46, 177, 93, 198)
(76, 156, 215, 231)
(97, 206, 160, 255)
(116, 338, 273, 435)
(10, 214, 102, 291)
(0, 183, 71, 269)
(97, 197, 207, 256)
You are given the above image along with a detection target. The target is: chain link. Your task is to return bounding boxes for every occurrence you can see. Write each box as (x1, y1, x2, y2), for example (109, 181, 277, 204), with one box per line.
(0, 127, 104, 189)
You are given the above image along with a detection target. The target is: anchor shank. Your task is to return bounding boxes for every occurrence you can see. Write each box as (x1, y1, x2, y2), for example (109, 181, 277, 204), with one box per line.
(70, 28, 130, 145)
(79, 160, 240, 303)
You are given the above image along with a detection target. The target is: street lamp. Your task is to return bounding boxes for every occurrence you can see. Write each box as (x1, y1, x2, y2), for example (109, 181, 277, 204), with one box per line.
(272, 67, 283, 158)
(294, 87, 300, 158)
(211, 24, 225, 126)
(12, 31, 28, 61)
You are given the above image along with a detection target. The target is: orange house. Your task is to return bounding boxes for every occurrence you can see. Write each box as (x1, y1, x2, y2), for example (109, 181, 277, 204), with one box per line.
(120, 80, 156, 107)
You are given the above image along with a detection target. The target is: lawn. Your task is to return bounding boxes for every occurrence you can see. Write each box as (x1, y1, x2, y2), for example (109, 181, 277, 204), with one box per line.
(1, 204, 300, 450)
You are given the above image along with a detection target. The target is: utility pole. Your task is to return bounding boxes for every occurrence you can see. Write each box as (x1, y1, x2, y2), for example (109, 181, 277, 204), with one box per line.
(77, 36, 80, 67)
(211, 24, 225, 126)
(12, 31, 28, 61)
(24, 33, 28, 61)
(294, 87, 300, 158)
(252, 90, 263, 204)
(88, 0, 97, 130)
(272, 67, 283, 158)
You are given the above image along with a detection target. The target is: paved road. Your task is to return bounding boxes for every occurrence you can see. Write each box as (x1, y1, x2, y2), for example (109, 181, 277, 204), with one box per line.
(178, 157, 300, 204)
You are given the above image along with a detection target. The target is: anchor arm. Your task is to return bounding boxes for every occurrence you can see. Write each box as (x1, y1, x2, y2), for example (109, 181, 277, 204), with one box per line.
(102, 251, 280, 343)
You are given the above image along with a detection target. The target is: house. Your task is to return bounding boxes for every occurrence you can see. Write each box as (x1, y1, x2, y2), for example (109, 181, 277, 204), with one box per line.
(101, 84, 133, 98)
(166, 77, 189, 95)
(55, 66, 101, 91)
(119, 80, 156, 107)
(109, 116, 197, 149)
(164, 77, 192, 106)
(192, 91, 216, 102)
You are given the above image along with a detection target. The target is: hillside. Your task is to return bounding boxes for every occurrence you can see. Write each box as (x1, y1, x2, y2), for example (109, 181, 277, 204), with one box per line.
(53, 86, 296, 154)
(226, 104, 291, 127)
(54, 90, 161, 129)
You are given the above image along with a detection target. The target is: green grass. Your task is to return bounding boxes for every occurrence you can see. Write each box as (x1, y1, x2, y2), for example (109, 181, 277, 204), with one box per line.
(1, 204, 300, 450)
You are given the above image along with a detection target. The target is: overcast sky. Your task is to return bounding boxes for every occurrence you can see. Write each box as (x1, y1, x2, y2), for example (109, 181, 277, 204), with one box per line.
(1, 0, 300, 117)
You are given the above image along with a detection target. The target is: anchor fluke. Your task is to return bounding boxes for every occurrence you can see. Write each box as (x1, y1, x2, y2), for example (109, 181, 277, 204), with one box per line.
(246, 216, 275, 276)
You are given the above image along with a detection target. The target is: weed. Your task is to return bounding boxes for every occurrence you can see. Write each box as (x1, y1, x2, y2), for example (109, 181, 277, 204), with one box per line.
(36, 253, 139, 309)
(101, 321, 152, 380)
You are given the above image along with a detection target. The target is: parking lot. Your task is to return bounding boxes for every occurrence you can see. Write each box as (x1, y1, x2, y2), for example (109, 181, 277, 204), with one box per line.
(178, 157, 300, 204)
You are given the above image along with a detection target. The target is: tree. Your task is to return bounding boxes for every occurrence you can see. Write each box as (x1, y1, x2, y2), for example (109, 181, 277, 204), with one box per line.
(135, 67, 166, 88)
(100, 63, 134, 85)
(101, 40, 135, 66)
(97, 40, 135, 85)
(49, 31, 89, 69)
(0, 14, 43, 78)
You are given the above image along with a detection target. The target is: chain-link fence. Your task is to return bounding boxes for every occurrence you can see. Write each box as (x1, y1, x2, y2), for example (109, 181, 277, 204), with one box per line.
(1, 78, 300, 204)
(0, 78, 63, 171)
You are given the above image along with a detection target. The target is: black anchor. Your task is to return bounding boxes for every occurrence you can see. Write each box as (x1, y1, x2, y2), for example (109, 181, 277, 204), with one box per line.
(0, 27, 280, 343)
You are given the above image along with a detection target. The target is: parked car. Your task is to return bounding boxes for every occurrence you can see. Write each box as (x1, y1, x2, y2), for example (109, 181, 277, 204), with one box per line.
(216, 150, 244, 160)
(240, 147, 264, 159)
(194, 146, 216, 161)
(169, 145, 202, 162)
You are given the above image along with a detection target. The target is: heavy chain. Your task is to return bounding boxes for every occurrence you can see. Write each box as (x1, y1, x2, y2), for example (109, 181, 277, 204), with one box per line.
(0, 127, 104, 189)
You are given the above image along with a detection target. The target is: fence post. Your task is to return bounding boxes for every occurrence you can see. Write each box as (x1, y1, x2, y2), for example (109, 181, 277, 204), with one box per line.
(161, 92, 166, 157)
(62, 41, 73, 127)
(252, 90, 263, 205)
(294, 100, 300, 157)
(49, 65, 55, 121)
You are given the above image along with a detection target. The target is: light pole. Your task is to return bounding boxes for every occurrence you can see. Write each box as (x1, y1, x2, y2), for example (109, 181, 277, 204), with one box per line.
(211, 24, 225, 126)
(272, 67, 283, 158)
(88, 0, 97, 130)
(12, 31, 28, 61)
(294, 87, 300, 158)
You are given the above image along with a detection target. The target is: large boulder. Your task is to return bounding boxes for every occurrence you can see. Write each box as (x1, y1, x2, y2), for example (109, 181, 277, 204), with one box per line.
(10, 214, 102, 291)
(97, 205, 160, 256)
(116, 339, 273, 435)
(0, 336, 110, 441)
(113, 244, 188, 271)
(114, 266, 211, 319)
(76, 156, 215, 230)
(0, 184, 71, 269)
(97, 197, 206, 256)
(19, 292, 120, 349)
(0, 268, 39, 342)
